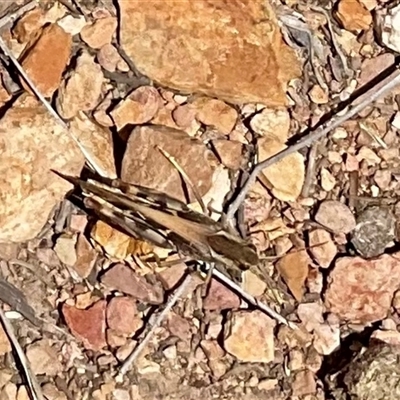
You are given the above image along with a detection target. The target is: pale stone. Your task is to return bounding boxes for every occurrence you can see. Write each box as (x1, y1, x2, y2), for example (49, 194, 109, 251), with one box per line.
(0, 324, 11, 355)
(97, 43, 124, 72)
(110, 86, 162, 129)
(17, 386, 29, 400)
(258, 379, 278, 391)
(224, 310, 275, 363)
(26, 339, 62, 375)
(1, 383, 17, 400)
(250, 107, 290, 141)
(309, 85, 329, 104)
(118, 0, 300, 105)
(242, 270, 267, 297)
(371, 329, 400, 345)
(58, 15, 87, 35)
(69, 112, 116, 178)
(392, 111, 400, 130)
(54, 235, 77, 266)
(189, 166, 230, 219)
(359, 53, 395, 86)
(0, 95, 84, 242)
(56, 51, 104, 119)
(308, 229, 337, 268)
(315, 200, 356, 234)
(320, 168, 336, 192)
(258, 138, 305, 202)
(42, 383, 68, 400)
(356, 146, 381, 166)
(314, 323, 341, 355)
(377, 4, 400, 53)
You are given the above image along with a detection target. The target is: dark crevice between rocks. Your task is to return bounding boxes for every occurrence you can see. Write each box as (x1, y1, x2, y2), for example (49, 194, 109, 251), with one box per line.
(317, 324, 379, 400)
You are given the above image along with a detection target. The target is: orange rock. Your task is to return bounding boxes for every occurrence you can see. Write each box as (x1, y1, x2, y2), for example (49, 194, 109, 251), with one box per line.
(276, 250, 311, 301)
(118, 0, 300, 105)
(91, 220, 151, 259)
(12, 7, 46, 43)
(20, 23, 72, 97)
(192, 97, 238, 135)
(73, 234, 97, 279)
(80, 16, 117, 49)
(212, 139, 244, 170)
(110, 86, 163, 129)
(335, 0, 372, 33)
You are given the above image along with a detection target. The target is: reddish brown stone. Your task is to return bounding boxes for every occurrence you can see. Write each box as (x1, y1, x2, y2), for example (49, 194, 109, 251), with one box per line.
(73, 233, 97, 279)
(156, 263, 187, 290)
(20, 24, 72, 97)
(167, 312, 192, 342)
(121, 125, 214, 203)
(203, 279, 240, 311)
(101, 263, 164, 304)
(212, 140, 244, 170)
(325, 254, 400, 324)
(62, 300, 107, 351)
(292, 370, 317, 396)
(106, 296, 143, 336)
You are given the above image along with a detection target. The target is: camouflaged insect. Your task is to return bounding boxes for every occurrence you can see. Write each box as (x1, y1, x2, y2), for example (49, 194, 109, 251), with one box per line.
(61, 173, 259, 277)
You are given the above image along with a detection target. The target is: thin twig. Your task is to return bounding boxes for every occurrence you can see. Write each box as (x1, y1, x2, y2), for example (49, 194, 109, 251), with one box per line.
(301, 143, 319, 198)
(0, 306, 45, 400)
(118, 274, 192, 377)
(226, 68, 400, 224)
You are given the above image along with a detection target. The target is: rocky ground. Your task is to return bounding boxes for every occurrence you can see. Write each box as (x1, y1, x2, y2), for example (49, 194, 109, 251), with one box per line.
(0, 0, 400, 399)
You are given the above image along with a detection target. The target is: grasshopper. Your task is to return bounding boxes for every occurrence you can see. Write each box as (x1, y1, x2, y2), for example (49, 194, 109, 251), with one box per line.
(59, 172, 259, 279)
